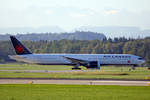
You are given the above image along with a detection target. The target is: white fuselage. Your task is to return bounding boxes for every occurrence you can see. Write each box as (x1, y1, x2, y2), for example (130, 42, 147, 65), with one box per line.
(9, 54, 145, 66)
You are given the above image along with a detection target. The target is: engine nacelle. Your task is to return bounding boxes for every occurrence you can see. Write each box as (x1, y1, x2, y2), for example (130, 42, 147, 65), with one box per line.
(84, 60, 100, 69)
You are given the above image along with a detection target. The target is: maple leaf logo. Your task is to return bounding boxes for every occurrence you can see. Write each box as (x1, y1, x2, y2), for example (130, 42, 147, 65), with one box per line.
(15, 45, 24, 53)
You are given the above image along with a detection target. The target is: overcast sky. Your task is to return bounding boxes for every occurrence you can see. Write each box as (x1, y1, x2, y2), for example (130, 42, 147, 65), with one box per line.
(0, 0, 150, 31)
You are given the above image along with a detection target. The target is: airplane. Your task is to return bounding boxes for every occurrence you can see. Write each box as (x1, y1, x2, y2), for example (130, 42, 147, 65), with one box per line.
(9, 36, 145, 70)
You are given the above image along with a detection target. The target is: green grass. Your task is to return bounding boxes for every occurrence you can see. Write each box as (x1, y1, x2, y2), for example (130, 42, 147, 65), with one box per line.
(0, 64, 150, 80)
(0, 71, 149, 80)
(0, 64, 76, 70)
(0, 63, 148, 71)
(0, 84, 150, 100)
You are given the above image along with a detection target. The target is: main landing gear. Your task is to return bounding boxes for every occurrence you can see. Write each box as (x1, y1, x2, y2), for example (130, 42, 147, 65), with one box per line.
(72, 64, 81, 70)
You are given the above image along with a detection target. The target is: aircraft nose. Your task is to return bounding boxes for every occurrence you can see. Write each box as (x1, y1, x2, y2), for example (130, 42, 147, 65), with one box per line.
(138, 57, 145, 64)
(141, 59, 145, 63)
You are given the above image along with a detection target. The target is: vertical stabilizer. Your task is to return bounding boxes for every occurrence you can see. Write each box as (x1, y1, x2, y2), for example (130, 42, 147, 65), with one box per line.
(10, 36, 32, 55)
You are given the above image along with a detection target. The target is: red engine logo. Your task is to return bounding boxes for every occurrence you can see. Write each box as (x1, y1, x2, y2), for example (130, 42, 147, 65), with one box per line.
(15, 45, 24, 53)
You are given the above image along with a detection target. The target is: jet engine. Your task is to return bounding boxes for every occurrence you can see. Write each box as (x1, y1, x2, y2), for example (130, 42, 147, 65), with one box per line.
(84, 60, 101, 69)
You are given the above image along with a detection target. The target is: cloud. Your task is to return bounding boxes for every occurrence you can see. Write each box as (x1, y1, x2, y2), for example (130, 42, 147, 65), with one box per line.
(0, 2, 150, 30)
(69, 13, 87, 18)
(104, 9, 118, 15)
(68, 7, 95, 19)
(45, 10, 54, 15)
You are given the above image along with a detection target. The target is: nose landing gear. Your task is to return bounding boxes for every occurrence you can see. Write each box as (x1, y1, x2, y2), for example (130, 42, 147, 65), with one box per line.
(129, 65, 137, 71)
(131, 66, 135, 70)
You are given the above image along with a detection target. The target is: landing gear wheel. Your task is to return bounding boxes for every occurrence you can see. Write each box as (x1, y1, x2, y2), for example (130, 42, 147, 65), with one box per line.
(131, 66, 135, 70)
(72, 68, 81, 70)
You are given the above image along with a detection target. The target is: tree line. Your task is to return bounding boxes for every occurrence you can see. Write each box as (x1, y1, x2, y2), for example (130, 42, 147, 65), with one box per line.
(0, 37, 150, 66)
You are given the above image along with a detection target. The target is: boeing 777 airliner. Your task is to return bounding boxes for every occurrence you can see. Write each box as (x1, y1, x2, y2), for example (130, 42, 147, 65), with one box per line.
(9, 36, 145, 70)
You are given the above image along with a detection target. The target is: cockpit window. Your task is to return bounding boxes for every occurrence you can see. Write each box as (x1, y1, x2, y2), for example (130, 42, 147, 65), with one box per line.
(138, 57, 144, 60)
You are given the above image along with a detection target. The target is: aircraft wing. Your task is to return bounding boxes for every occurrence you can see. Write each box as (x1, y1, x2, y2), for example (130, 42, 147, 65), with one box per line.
(63, 56, 88, 64)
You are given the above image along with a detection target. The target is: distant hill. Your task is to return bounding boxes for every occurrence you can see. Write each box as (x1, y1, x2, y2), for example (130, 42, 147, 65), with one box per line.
(75, 26, 150, 38)
(1, 26, 150, 38)
(0, 31, 106, 41)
